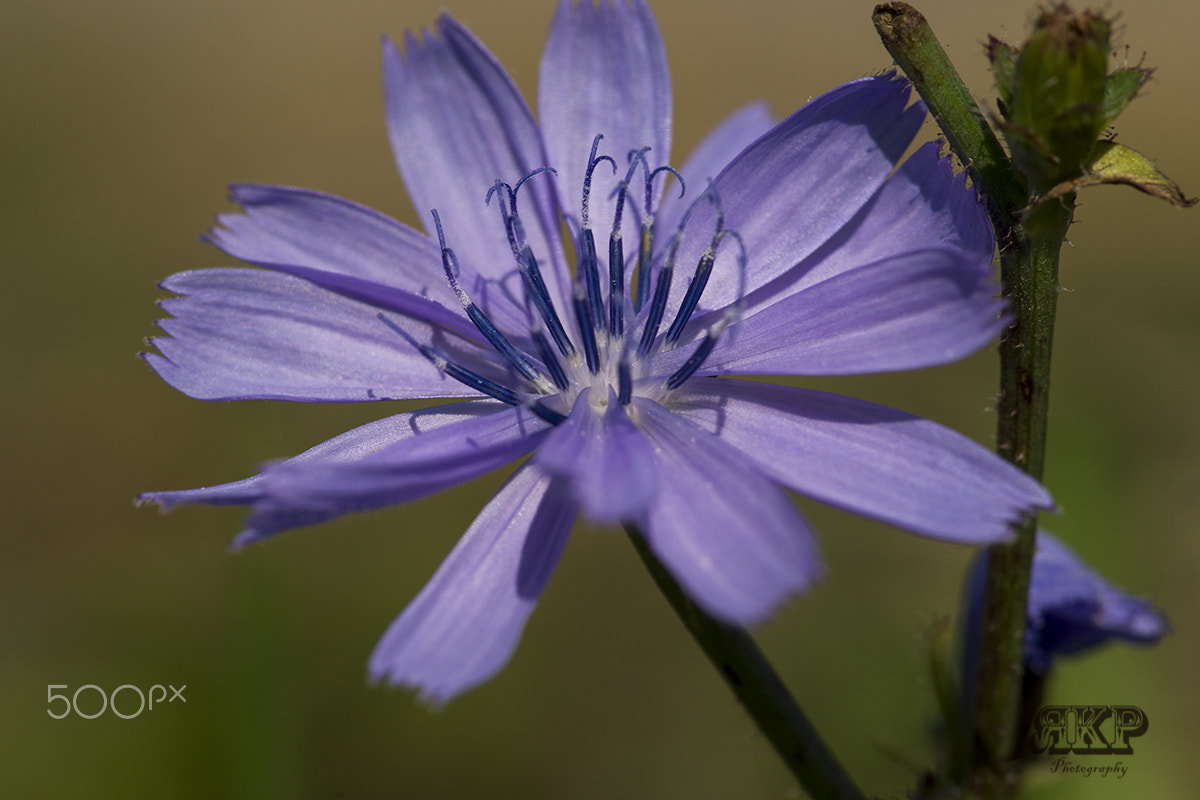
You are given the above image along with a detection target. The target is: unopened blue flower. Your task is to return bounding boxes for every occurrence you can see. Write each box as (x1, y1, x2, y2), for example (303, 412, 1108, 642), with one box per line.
(141, 0, 1052, 703)
(964, 532, 1168, 674)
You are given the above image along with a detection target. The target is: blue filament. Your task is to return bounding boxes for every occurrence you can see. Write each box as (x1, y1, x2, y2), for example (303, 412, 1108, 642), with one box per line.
(631, 153, 685, 313)
(664, 183, 726, 347)
(485, 174, 575, 360)
(531, 328, 570, 391)
(379, 314, 565, 425)
(606, 150, 647, 339)
(430, 210, 544, 387)
(618, 358, 633, 405)
(579, 135, 616, 330)
(665, 329, 719, 390)
(378, 314, 521, 405)
(573, 283, 601, 374)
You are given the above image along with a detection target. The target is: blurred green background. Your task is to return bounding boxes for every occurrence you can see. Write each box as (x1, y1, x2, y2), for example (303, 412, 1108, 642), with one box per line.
(2, 0, 1196, 797)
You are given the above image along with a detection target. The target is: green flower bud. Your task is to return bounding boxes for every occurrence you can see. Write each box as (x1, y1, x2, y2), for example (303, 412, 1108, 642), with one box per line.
(995, 4, 1113, 194)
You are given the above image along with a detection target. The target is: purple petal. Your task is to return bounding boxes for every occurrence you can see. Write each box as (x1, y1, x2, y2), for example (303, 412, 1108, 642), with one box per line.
(669, 75, 925, 315)
(136, 400, 530, 546)
(670, 247, 1005, 376)
(631, 398, 821, 624)
(248, 404, 549, 544)
(539, 0, 671, 252)
(962, 531, 1169, 676)
(1024, 532, 1169, 669)
(208, 184, 455, 306)
(383, 16, 569, 305)
(145, 268, 502, 402)
(655, 102, 775, 237)
(671, 379, 1053, 545)
(535, 388, 656, 523)
(778, 142, 994, 297)
(206, 185, 511, 331)
(369, 464, 576, 704)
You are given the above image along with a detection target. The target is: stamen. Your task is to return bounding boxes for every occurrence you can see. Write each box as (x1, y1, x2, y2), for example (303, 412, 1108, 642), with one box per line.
(528, 400, 568, 426)
(379, 314, 565, 425)
(664, 231, 747, 389)
(634, 222, 655, 313)
(579, 227, 605, 333)
(579, 134, 616, 331)
(637, 261, 675, 357)
(431, 210, 546, 389)
(580, 134, 617, 229)
(665, 312, 733, 390)
(573, 281, 601, 374)
(485, 174, 575, 359)
(617, 358, 633, 406)
(636, 185, 707, 357)
(378, 314, 521, 406)
(607, 149, 649, 339)
(632, 155, 685, 312)
(608, 230, 625, 337)
(664, 182, 726, 347)
(531, 327, 570, 391)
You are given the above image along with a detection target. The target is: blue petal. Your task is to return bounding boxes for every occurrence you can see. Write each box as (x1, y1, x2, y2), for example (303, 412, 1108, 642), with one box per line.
(369, 464, 576, 704)
(1023, 532, 1169, 671)
(631, 398, 822, 624)
(671, 379, 1052, 544)
(137, 401, 540, 549)
(383, 16, 570, 306)
(244, 404, 550, 546)
(539, 0, 671, 252)
(659, 247, 1005, 376)
(741, 141, 995, 313)
(655, 102, 775, 237)
(963, 531, 1169, 675)
(535, 387, 656, 524)
(667, 75, 925, 316)
(209, 184, 457, 307)
(145, 269, 509, 402)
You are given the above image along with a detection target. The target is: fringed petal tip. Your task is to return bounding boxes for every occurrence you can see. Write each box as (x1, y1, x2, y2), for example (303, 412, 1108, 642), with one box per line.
(366, 664, 466, 711)
(134, 492, 169, 511)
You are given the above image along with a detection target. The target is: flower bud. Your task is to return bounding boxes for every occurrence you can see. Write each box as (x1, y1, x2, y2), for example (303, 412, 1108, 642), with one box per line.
(990, 4, 1117, 194)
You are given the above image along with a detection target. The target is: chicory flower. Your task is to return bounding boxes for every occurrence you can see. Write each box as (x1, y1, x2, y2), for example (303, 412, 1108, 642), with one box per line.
(141, 0, 1052, 703)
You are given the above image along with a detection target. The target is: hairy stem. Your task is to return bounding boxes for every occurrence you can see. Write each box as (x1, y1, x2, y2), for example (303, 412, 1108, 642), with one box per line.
(873, 4, 1065, 796)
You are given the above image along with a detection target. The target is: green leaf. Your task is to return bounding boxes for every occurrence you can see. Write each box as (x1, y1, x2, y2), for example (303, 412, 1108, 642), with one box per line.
(1038, 140, 1197, 207)
(987, 36, 1019, 117)
(1102, 67, 1152, 126)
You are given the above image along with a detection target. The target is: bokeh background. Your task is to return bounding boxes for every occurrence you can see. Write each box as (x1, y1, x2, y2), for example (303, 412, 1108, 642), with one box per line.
(3, 0, 1196, 797)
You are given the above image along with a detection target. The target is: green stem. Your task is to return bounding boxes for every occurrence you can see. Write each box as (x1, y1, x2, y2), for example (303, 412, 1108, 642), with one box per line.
(872, 2, 1026, 223)
(872, 4, 1067, 796)
(973, 198, 1069, 784)
(625, 527, 866, 800)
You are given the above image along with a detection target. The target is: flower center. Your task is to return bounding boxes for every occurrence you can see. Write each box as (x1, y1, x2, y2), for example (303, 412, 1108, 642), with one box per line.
(383, 135, 745, 425)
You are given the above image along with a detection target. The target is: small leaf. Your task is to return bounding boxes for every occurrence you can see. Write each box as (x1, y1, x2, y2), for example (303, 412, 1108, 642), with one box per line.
(987, 36, 1019, 114)
(1038, 140, 1197, 207)
(1102, 67, 1153, 125)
